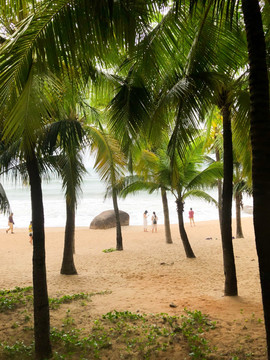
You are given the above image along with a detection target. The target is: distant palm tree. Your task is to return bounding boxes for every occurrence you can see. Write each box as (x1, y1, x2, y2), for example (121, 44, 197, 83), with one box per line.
(45, 119, 87, 274)
(120, 146, 173, 244)
(204, 108, 224, 229)
(122, 137, 223, 257)
(43, 74, 89, 275)
(168, 138, 223, 258)
(88, 125, 127, 251)
(233, 161, 252, 239)
(59, 150, 86, 274)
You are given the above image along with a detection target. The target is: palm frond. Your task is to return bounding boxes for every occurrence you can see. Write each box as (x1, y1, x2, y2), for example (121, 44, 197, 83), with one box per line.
(87, 125, 126, 185)
(56, 151, 86, 206)
(119, 175, 160, 198)
(0, 0, 159, 109)
(182, 188, 218, 206)
(186, 161, 223, 190)
(0, 183, 11, 214)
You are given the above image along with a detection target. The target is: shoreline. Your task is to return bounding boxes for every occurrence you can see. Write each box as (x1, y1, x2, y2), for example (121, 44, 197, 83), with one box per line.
(1, 214, 253, 231)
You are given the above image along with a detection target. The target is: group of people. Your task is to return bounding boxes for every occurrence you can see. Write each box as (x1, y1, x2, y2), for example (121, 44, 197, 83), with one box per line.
(6, 208, 195, 241)
(143, 210, 158, 233)
(5, 213, 33, 244)
(143, 207, 195, 232)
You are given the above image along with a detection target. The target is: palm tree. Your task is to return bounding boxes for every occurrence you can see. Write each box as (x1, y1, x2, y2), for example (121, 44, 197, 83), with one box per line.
(43, 74, 89, 274)
(59, 150, 86, 274)
(168, 137, 223, 258)
(240, 5, 270, 353)
(232, 140, 252, 239)
(44, 120, 86, 275)
(216, 84, 238, 296)
(0, 3, 160, 357)
(236, 2, 270, 353)
(204, 68, 250, 295)
(175, 0, 270, 355)
(0, 131, 52, 360)
(87, 125, 127, 251)
(233, 162, 252, 238)
(0, 66, 62, 358)
(204, 108, 224, 229)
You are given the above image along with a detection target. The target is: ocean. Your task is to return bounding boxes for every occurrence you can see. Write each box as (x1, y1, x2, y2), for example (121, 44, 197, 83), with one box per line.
(0, 166, 252, 229)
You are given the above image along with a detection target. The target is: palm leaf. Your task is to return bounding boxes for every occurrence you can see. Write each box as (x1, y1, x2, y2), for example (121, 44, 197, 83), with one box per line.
(120, 175, 160, 198)
(182, 188, 218, 206)
(186, 161, 223, 191)
(0, 183, 11, 214)
(87, 125, 126, 185)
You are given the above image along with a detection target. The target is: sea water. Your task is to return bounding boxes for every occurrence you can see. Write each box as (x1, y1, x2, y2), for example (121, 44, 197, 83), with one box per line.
(0, 166, 252, 229)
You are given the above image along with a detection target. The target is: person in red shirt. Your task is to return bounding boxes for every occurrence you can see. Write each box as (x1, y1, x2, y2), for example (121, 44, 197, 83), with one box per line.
(189, 208, 195, 227)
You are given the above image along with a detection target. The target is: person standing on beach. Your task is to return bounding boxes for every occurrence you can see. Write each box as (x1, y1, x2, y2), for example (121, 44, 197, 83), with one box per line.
(189, 208, 195, 227)
(151, 212, 158, 233)
(6, 213, 15, 234)
(29, 221, 33, 245)
(143, 210, 148, 232)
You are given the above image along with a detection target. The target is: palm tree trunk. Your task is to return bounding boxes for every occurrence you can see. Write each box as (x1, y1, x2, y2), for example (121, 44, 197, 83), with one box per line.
(176, 198, 195, 258)
(242, 1, 270, 357)
(112, 188, 123, 251)
(161, 188, 173, 244)
(221, 101, 238, 296)
(61, 199, 77, 275)
(235, 192, 244, 238)
(26, 151, 52, 360)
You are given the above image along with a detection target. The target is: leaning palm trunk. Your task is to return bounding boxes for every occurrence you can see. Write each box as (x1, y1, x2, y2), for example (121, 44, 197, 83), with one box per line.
(235, 192, 244, 238)
(61, 199, 77, 275)
(161, 188, 173, 244)
(112, 188, 123, 251)
(26, 151, 52, 360)
(221, 101, 238, 296)
(176, 199, 195, 258)
(242, 0, 270, 357)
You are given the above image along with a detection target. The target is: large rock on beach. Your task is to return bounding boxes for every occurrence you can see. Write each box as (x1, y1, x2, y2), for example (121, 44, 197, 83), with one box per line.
(90, 210, 129, 229)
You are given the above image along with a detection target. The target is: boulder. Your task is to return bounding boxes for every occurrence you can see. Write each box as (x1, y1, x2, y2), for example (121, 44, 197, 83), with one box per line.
(90, 210, 129, 229)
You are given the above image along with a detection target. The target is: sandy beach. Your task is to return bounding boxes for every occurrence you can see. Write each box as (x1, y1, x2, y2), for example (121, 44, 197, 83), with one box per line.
(0, 217, 267, 358)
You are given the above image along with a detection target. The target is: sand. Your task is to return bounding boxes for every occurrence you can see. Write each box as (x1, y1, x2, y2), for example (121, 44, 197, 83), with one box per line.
(0, 217, 267, 357)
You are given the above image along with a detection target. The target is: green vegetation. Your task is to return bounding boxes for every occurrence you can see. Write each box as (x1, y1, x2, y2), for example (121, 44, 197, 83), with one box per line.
(102, 248, 117, 253)
(0, 287, 33, 312)
(0, 287, 111, 311)
(0, 287, 265, 359)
